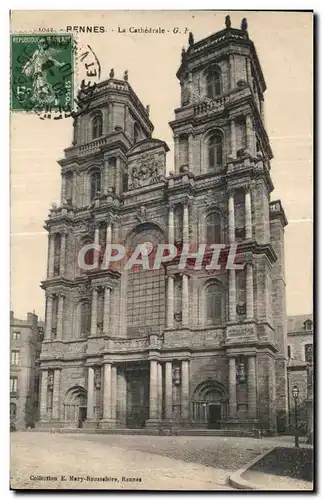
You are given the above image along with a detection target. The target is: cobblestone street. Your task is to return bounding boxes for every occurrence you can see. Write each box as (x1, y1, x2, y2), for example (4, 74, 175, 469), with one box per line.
(10, 431, 275, 490)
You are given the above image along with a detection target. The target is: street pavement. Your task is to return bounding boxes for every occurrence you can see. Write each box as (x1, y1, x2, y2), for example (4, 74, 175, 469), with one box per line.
(10, 432, 276, 490)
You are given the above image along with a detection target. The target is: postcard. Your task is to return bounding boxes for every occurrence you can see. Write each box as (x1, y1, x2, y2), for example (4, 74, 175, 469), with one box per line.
(10, 10, 313, 491)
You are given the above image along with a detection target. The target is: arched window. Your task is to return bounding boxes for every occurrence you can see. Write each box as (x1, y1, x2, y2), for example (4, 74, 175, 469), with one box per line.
(206, 282, 223, 325)
(208, 134, 223, 169)
(206, 67, 221, 99)
(53, 233, 61, 276)
(206, 213, 222, 244)
(134, 123, 140, 144)
(80, 301, 91, 338)
(90, 170, 101, 201)
(92, 112, 103, 139)
(81, 238, 94, 269)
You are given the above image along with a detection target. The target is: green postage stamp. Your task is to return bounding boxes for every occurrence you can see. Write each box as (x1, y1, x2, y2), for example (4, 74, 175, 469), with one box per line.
(10, 33, 74, 112)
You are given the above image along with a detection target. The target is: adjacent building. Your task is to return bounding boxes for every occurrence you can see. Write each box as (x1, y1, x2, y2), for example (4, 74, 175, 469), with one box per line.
(39, 16, 289, 432)
(287, 314, 313, 434)
(10, 311, 44, 428)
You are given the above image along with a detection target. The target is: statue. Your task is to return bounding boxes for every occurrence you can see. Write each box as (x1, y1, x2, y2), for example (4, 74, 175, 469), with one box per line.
(124, 69, 128, 81)
(225, 15, 231, 28)
(188, 31, 194, 46)
(109, 68, 114, 79)
(241, 18, 248, 31)
(130, 167, 140, 189)
(181, 47, 186, 63)
(150, 162, 160, 184)
(146, 104, 150, 116)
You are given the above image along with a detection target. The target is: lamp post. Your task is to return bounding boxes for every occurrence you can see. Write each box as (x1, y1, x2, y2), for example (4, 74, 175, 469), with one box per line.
(292, 385, 299, 448)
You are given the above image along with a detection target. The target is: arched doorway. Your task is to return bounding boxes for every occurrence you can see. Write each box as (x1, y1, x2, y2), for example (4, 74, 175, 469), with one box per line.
(192, 380, 228, 429)
(63, 385, 87, 428)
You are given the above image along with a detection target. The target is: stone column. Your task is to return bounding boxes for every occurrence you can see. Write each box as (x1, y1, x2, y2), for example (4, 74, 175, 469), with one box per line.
(60, 175, 66, 202)
(103, 286, 111, 335)
(228, 269, 236, 322)
(229, 54, 235, 90)
(168, 205, 174, 245)
(59, 233, 66, 275)
(183, 203, 189, 245)
(48, 234, 55, 279)
(45, 294, 53, 340)
(174, 136, 180, 173)
(111, 365, 117, 421)
(182, 274, 189, 327)
(106, 221, 112, 245)
(52, 369, 61, 420)
(167, 276, 174, 329)
(39, 370, 48, 420)
(246, 262, 254, 320)
(229, 357, 237, 418)
(90, 287, 98, 336)
(188, 133, 193, 170)
(87, 366, 95, 420)
(72, 170, 77, 205)
(228, 190, 235, 244)
(246, 114, 256, 157)
(103, 363, 112, 420)
(108, 102, 114, 133)
(181, 360, 190, 420)
(94, 225, 100, 268)
(117, 369, 127, 425)
(56, 294, 64, 341)
(245, 187, 252, 240)
(230, 119, 236, 158)
(157, 363, 163, 420)
(148, 360, 158, 421)
(165, 361, 173, 420)
(247, 356, 257, 418)
(246, 57, 252, 86)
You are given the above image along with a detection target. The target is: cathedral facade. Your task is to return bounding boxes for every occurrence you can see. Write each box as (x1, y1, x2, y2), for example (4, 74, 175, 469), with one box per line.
(39, 17, 289, 433)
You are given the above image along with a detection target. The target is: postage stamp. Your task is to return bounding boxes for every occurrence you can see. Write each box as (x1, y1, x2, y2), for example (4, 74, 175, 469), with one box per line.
(10, 33, 74, 113)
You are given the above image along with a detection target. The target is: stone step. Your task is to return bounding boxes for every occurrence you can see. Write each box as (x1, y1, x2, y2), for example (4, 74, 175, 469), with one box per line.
(30, 427, 255, 437)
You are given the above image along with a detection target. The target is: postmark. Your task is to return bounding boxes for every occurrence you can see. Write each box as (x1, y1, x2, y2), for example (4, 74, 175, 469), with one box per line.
(11, 34, 74, 113)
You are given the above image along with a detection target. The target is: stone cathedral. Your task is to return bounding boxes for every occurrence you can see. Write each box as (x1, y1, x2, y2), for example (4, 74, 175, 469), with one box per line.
(39, 17, 289, 433)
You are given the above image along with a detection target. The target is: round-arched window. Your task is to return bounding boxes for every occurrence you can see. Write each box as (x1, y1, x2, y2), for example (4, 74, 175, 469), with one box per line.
(206, 67, 222, 99)
(92, 112, 103, 139)
(208, 134, 223, 169)
(206, 282, 224, 325)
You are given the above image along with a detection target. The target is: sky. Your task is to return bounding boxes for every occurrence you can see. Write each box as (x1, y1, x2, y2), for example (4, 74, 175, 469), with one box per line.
(10, 10, 313, 320)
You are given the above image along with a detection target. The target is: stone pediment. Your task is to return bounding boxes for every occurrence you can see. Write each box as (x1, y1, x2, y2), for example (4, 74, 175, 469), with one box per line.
(127, 138, 169, 157)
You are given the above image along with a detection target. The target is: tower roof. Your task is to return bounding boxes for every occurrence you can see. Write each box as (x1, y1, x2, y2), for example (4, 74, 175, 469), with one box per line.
(177, 16, 266, 92)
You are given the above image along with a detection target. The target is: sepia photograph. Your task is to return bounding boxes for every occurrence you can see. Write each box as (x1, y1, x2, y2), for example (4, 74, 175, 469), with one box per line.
(9, 9, 313, 491)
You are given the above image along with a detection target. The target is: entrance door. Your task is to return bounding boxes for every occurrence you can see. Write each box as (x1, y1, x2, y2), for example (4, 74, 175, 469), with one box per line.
(208, 404, 222, 429)
(78, 407, 87, 428)
(127, 377, 149, 428)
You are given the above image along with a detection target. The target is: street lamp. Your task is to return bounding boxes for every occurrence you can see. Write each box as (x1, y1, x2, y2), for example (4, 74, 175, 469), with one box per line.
(292, 385, 299, 448)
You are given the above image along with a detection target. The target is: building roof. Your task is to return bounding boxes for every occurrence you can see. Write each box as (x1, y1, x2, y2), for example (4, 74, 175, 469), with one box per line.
(287, 314, 313, 334)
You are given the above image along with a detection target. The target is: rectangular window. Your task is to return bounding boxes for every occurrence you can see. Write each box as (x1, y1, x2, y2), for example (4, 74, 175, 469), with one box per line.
(11, 350, 20, 366)
(287, 345, 291, 358)
(12, 331, 20, 341)
(10, 377, 18, 393)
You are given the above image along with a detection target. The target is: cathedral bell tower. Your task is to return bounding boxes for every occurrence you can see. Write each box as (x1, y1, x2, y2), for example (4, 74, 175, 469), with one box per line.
(168, 16, 288, 431)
